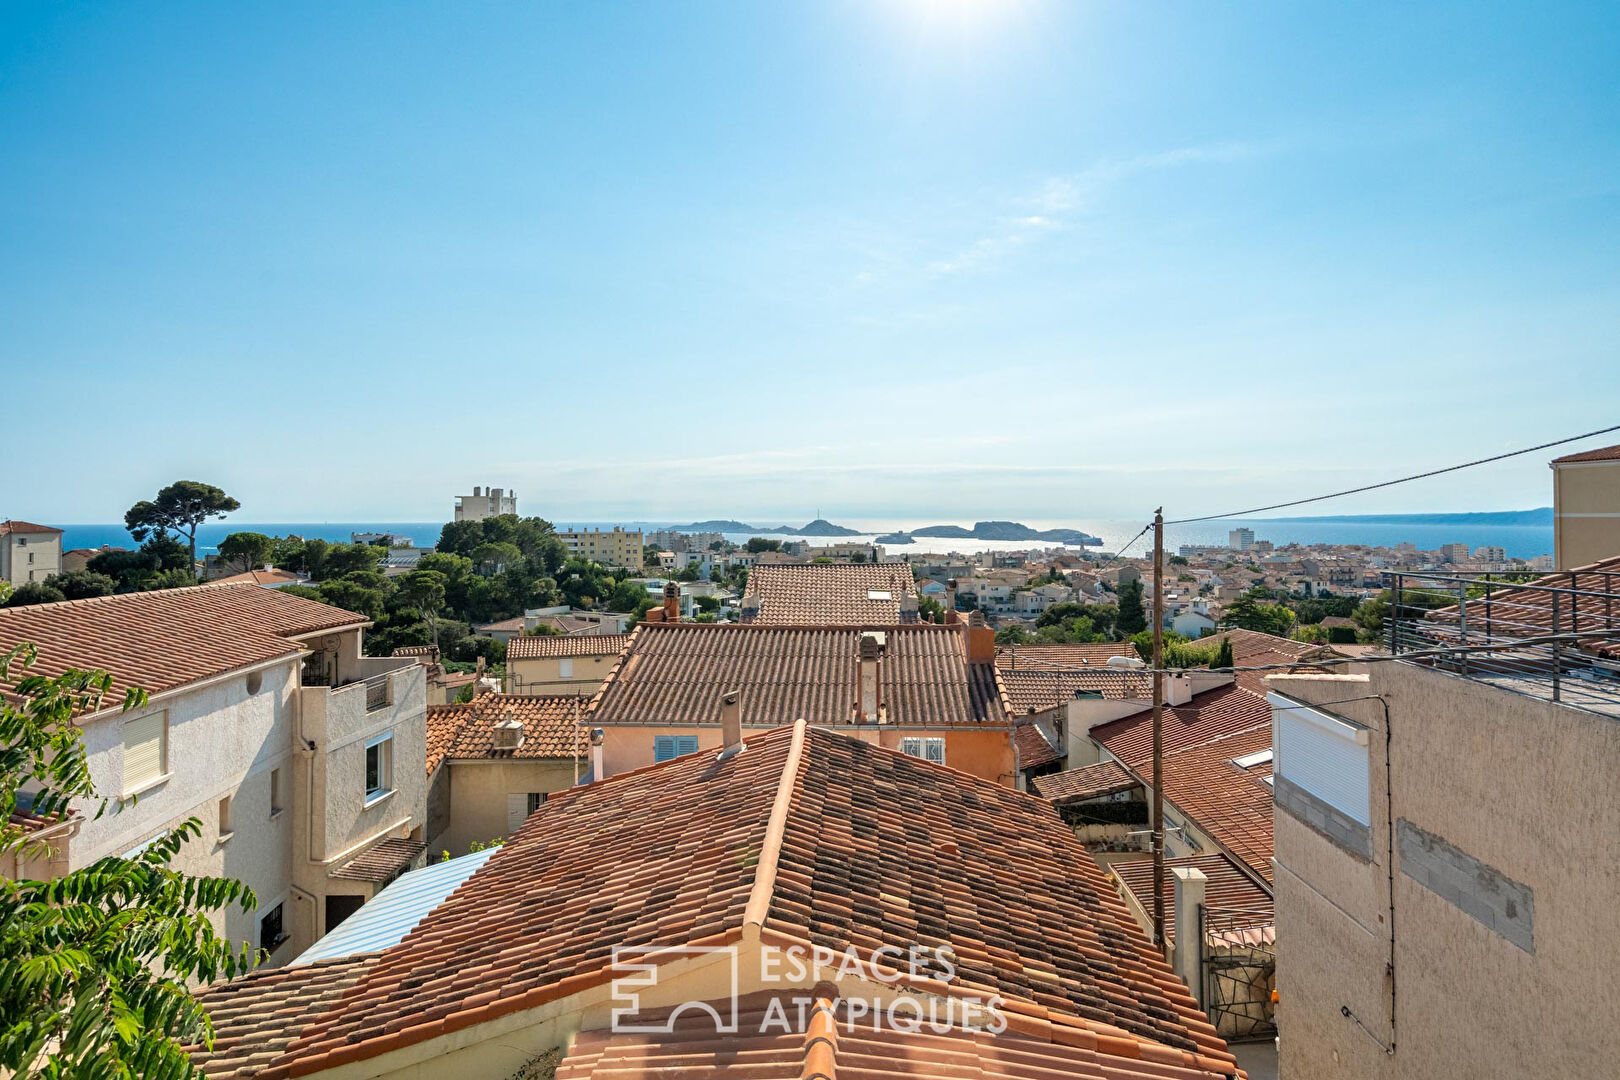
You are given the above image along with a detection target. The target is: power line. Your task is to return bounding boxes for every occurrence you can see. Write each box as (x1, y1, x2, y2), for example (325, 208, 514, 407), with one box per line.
(1164, 422, 1620, 525)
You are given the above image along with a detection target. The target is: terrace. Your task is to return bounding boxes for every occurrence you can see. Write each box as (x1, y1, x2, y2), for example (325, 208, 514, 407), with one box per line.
(1386, 565, 1620, 718)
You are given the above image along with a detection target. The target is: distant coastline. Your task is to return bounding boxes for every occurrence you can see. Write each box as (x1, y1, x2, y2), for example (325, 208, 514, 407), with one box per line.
(1261, 508, 1552, 526)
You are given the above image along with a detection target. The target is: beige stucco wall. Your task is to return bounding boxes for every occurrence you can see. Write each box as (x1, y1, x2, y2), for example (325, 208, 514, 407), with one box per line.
(67, 658, 301, 964)
(1271, 663, 1620, 1078)
(507, 653, 617, 696)
(1553, 459, 1620, 569)
(433, 758, 579, 858)
(2, 530, 62, 586)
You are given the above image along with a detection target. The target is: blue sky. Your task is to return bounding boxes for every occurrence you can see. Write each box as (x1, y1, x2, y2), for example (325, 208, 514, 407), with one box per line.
(2, 1, 1617, 526)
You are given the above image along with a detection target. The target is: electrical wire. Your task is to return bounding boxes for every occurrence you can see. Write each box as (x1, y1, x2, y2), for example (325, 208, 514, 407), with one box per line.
(1163, 422, 1620, 525)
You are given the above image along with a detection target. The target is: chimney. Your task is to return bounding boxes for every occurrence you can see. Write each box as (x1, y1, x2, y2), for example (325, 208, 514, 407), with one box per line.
(590, 726, 605, 780)
(899, 590, 918, 622)
(740, 595, 761, 623)
(1167, 673, 1194, 707)
(718, 690, 745, 759)
(961, 612, 995, 666)
(663, 581, 680, 622)
(857, 632, 885, 722)
(945, 580, 958, 624)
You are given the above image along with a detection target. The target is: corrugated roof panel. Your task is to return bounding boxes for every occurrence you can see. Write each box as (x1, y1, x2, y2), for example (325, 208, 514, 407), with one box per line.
(292, 848, 500, 965)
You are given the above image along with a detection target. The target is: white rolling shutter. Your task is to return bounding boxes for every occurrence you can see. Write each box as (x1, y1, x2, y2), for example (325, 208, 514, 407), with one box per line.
(123, 711, 167, 791)
(1269, 692, 1371, 825)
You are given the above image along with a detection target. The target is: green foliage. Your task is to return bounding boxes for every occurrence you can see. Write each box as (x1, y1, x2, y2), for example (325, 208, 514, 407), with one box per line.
(124, 480, 239, 575)
(673, 565, 701, 582)
(1131, 629, 1189, 662)
(1168, 555, 1189, 566)
(0, 641, 258, 1078)
(45, 571, 117, 600)
(2, 583, 66, 607)
(744, 538, 780, 553)
(1116, 580, 1147, 636)
(917, 595, 945, 624)
(215, 532, 276, 575)
(995, 626, 1033, 645)
(1220, 592, 1297, 637)
(693, 594, 721, 613)
(88, 536, 191, 593)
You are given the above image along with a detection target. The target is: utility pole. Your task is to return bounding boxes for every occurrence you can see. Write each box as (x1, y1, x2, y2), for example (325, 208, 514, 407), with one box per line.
(1151, 508, 1167, 956)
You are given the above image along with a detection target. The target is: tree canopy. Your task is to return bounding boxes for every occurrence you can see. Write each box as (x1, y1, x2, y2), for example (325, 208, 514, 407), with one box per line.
(216, 532, 276, 574)
(124, 481, 240, 576)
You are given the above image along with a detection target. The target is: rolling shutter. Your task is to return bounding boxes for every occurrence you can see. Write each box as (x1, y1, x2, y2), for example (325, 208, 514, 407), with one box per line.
(1269, 692, 1371, 825)
(123, 712, 167, 791)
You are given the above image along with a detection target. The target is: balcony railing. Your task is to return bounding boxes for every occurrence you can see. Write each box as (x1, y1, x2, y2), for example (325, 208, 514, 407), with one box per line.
(364, 673, 392, 712)
(1385, 569, 1620, 716)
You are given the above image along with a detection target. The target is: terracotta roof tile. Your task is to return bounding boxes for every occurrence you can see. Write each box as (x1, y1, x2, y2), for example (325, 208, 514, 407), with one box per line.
(997, 666, 1152, 716)
(328, 838, 427, 883)
(1110, 855, 1272, 947)
(190, 955, 381, 1078)
(995, 643, 1139, 668)
(592, 623, 1005, 728)
(0, 520, 62, 535)
(0, 584, 367, 706)
(1033, 760, 1139, 804)
(1091, 685, 1276, 883)
(210, 568, 305, 587)
(744, 564, 918, 624)
(424, 693, 586, 774)
(1013, 720, 1063, 768)
(196, 723, 1238, 1079)
(506, 633, 633, 660)
(1551, 443, 1620, 464)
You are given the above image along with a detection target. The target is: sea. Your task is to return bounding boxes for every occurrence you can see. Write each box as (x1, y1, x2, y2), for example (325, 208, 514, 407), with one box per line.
(52, 511, 1557, 562)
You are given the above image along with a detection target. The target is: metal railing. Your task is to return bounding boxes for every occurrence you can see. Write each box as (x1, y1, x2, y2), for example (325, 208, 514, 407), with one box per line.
(364, 673, 392, 712)
(1385, 570, 1620, 715)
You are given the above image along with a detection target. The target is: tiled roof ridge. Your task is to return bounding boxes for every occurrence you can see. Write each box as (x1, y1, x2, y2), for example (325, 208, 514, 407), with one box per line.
(1, 578, 358, 620)
(634, 620, 960, 634)
(581, 622, 645, 718)
(743, 718, 809, 937)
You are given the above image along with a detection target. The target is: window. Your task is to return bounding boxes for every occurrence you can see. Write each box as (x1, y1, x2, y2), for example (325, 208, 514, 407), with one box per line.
(258, 902, 286, 956)
(364, 733, 393, 803)
(899, 737, 946, 765)
(558, 658, 574, 679)
(270, 768, 283, 815)
(1269, 692, 1370, 825)
(653, 735, 699, 762)
(867, 590, 892, 601)
(122, 711, 168, 793)
(507, 792, 548, 833)
(218, 794, 233, 837)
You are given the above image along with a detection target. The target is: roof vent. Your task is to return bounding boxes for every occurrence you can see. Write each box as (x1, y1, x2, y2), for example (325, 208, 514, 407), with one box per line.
(492, 716, 525, 751)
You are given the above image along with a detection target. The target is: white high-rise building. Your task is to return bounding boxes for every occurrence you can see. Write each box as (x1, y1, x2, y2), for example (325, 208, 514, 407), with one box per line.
(454, 486, 517, 522)
(1228, 527, 1255, 551)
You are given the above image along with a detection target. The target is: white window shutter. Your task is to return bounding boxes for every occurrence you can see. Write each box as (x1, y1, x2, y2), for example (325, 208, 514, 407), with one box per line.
(123, 712, 166, 790)
(1269, 692, 1371, 825)
(507, 792, 531, 833)
(559, 659, 574, 679)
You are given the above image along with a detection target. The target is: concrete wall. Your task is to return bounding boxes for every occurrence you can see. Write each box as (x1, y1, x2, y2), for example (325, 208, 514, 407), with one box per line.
(1553, 459, 1620, 569)
(1271, 664, 1620, 1078)
(434, 758, 578, 858)
(507, 653, 617, 696)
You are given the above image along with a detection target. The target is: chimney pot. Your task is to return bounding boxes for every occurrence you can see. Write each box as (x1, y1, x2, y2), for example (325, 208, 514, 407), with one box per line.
(718, 690, 745, 759)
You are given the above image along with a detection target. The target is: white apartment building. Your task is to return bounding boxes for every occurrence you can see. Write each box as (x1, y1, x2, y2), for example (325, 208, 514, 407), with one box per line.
(1229, 527, 1255, 551)
(453, 486, 517, 522)
(1, 520, 63, 586)
(0, 584, 427, 967)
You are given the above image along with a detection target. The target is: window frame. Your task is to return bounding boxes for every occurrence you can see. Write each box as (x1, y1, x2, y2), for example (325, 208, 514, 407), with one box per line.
(899, 736, 947, 765)
(258, 899, 287, 958)
(364, 732, 395, 805)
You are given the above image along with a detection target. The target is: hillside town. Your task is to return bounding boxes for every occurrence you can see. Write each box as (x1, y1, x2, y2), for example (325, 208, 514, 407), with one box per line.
(3, 442, 1618, 1079)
